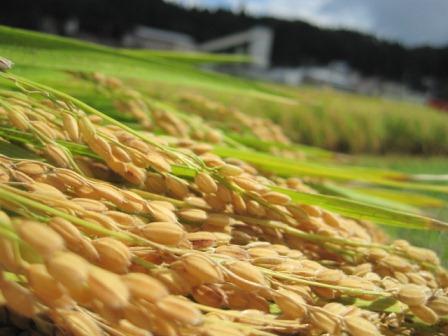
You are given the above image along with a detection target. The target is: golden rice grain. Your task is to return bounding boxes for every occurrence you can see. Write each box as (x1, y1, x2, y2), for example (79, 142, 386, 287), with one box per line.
(93, 237, 131, 274)
(89, 136, 113, 158)
(300, 204, 321, 217)
(216, 185, 232, 203)
(224, 261, 268, 291)
(192, 284, 227, 308)
(72, 198, 109, 212)
(231, 193, 247, 215)
(233, 176, 264, 192)
(178, 208, 208, 223)
(406, 272, 427, 286)
(180, 253, 224, 284)
(152, 269, 192, 296)
(46, 251, 90, 299)
(54, 168, 87, 188)
(14, 220, 65, 257)
(122, 273, 168, 302)
(215, 245, 250, 260)
(203, 324, 245, 336)
(410, 304, 439, 325)
(112, 145, 132, 163)
(150, 312, 179, 336)
(117, 319, 152, 336)
(165, 175, 189, 199)
(195, 172, 218, 194)
(150, 200, 176, 211)
(63, 114, 80, 142)
(0, 280, 37, 317)
(247, 247, 279, 259)
(309, 310, 338, 334)
(60, 311, 103, 336)
(92, 299, 124, 323)
(48, 217, 84, 246)
(93, 183, 125, 206)
(186, 231, 217, 249)
(261, 191, 291, 205)
(88, 266, 130, 309)
(344, 316, 380, 336)
(31, 120, 58, 141)
(26, 264, 66, 301)
(123, 303, 154, 330)
(44, 144, 72, 168)
(147, 152, 172, 173)
(105, 211, 138, 228)
(396, 284, 429, 306)
(156, 295, 203, 326)
(204, 194, 226, 212)
(205, 214, 234, 228)
(123, 164, 147, 186)
(82, 212, 120, 230)
(246, 200, 266, 217)
(8, 109, 30, 130)
(273, 288, 307, 320)
(28, 181, 67, 199)
(219, 164, 243, 177)
(184, 196, 210, 209)
(315, 269, 345, 285)
(141, 222, 185, 245)
(147, 201, 178, 223)
(15, 161, 48, 176)
(428, 296, 448, 316)
(200, 153, 225, 168)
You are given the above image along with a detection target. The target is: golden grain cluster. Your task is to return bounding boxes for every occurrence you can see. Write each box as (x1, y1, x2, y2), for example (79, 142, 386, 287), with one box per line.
(0, 69, 446, 336)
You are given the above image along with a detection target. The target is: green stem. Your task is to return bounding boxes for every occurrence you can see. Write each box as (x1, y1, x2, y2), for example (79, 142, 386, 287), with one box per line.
(262, 268, 390, 297)
(0, 225, 20, 241)
(132, 256, 158, 270)
(130, 189, 185, 207)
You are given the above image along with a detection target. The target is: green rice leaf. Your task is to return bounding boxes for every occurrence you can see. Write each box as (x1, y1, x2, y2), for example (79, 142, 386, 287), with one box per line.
(311, 182, 421, 213)
(213, 146, 448, 194)
(272, 186, 448, 230)
(349, 187, 445, 208)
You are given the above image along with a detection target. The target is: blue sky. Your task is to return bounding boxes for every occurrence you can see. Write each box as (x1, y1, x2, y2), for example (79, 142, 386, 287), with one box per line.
(165, 0, 448, 46)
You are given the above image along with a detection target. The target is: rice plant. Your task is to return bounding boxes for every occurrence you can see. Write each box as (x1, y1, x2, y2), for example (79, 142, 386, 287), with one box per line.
(0, 26, 447, 336)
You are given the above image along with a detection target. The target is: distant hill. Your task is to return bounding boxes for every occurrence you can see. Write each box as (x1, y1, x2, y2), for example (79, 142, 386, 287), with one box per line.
(2, 0, 448, 96)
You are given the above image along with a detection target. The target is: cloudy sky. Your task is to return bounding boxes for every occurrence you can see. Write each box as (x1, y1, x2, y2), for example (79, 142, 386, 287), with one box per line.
(166, 0, 448, 46)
